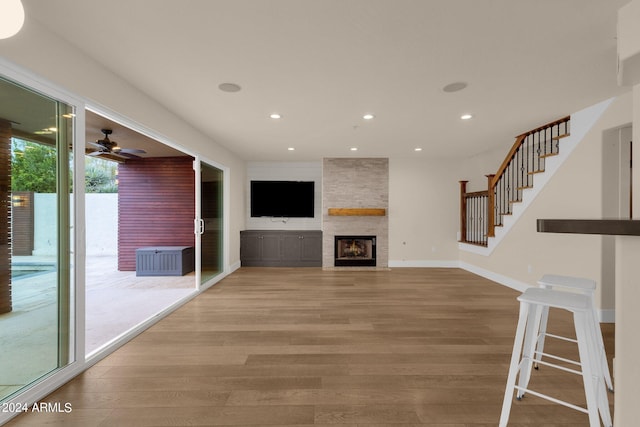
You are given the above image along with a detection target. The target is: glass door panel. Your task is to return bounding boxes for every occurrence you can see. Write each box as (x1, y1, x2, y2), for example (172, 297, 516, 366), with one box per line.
(0, 77, 73, 401)
(199, 162, 223, 285)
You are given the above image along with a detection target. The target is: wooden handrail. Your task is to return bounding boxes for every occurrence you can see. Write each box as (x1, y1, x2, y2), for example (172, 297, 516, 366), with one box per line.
(463, 190, 489, 198)
(516, 115, 570, 138)
(490, 134, 526, 189)
(459, 115, 571, 246)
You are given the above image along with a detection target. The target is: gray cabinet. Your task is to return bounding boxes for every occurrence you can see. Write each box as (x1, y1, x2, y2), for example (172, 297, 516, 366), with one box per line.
(240, 230, 322, 267)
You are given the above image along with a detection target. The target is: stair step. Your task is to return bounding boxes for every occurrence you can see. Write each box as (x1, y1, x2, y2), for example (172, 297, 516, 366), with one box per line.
(539, 152, 559, 159)
(517, 185, 533, 190)
(528, 170, 545, 175)
(509, 200, 522, 204)
(552, 133, 570, 141)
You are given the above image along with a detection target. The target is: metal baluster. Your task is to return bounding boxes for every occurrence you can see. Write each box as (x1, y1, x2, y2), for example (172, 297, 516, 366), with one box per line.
(501, 176, 505, 224)
(532, 133, 540, 172)
(528, 134, 532, 186)
(483, 196, 487, 244)
(472, 195, 476, 242)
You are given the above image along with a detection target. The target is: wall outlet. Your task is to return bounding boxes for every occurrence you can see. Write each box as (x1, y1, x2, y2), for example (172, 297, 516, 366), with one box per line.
(527, 265, 533, 274)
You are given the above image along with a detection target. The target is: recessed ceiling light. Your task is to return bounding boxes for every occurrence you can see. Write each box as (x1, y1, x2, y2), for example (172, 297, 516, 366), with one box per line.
(460, 113, 473, 120)
(443, 82, 468, 93)
(218, 82, 241, 93)
(287, 147, 295, 151)
(350, 147, 358, 151)
(270, 113, 282, 119)
(363, 114, 375, 120)
(414, 147, 423, 152)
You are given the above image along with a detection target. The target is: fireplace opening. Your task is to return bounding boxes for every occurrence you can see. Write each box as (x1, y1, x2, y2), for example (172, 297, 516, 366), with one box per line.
(334, 236, 376, 267)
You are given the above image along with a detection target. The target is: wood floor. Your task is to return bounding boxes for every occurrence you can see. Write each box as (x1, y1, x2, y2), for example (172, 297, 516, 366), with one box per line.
(6, 267, 614, 426)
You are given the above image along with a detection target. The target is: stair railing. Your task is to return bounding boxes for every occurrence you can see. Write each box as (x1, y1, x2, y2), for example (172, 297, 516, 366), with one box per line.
(460, 116, 570, 246)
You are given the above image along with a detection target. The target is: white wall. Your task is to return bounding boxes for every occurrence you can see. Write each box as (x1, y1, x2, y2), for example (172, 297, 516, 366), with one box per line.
(459, 93, 632, 312)
(32, 194, 56, 256)
(458, 145, 508, 193)
(388, 157, 462, 266)
(0, 20, 246, 267)
(245, 157, 466, 266)
(85, 194, 118, 257)
(32, 194, 119, 257)
(614, 70, 640, 427)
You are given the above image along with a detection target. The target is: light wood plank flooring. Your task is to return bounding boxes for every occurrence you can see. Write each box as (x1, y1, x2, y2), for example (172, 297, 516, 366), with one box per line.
(5, 268, 614, 426)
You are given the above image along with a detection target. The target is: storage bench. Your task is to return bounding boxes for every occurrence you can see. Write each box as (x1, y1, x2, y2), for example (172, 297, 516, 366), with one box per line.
(135, 246, 195, 276)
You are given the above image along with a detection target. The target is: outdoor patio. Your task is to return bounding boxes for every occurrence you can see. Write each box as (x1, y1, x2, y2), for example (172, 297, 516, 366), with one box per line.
(0, 255, 195, 399)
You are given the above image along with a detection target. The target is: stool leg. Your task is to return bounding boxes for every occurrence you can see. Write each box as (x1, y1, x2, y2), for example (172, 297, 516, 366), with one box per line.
(500, 301, 529, 427)
(590, 303, 614, 392)
(574, 311, 602, 427)
(533, 305, 550, 369)
(585, 310, 613, 427)
(516, 301, 542, 399)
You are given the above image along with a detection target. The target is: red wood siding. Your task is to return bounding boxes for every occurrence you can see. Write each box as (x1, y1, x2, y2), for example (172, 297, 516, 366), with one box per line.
(0, 120, 12, 313)
(11, 191, 34, 256)
(118, 157, 195, 271)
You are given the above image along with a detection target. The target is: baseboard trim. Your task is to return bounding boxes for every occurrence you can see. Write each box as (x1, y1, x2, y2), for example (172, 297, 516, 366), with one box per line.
(229, 261, 241, 273)
(458, 261, 531, 293)
(389, 260, 459, 268)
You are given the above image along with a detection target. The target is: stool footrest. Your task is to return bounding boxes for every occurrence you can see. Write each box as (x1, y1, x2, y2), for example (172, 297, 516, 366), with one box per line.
(513, 386, 589, 414)
(542, 332, 578, 344)
(525, 356, 583, 376)
(534, 351, 581, 368)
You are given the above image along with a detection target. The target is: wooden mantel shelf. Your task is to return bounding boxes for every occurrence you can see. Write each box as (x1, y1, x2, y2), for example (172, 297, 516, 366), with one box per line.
(537, 219, 640, 236)
(328, 208, 386, 216)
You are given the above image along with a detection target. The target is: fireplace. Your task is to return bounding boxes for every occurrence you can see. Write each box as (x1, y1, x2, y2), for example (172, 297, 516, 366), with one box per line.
(334, 236, 376, 267)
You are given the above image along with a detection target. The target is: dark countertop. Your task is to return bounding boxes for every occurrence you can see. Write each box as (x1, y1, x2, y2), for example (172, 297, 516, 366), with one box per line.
(537, 219, 640, 236)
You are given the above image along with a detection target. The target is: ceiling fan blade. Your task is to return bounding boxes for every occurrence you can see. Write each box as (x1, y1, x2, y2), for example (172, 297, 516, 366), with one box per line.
(87, 151, 104, 156)
(117, 148, 146, 154)
(88, 141, 105, 149)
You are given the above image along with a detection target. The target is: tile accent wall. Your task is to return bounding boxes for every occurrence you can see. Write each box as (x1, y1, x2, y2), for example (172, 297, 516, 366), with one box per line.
(322, 158, 389, 269)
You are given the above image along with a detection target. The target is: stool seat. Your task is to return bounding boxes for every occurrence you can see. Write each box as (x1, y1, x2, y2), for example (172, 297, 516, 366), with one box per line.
(538, 274, 596, 292)
(518, 287, 590, 311)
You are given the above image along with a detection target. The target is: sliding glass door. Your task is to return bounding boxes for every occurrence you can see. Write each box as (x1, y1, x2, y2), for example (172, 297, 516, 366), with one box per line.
(196, 160, 224, 286)
(0, 77, 74, 401)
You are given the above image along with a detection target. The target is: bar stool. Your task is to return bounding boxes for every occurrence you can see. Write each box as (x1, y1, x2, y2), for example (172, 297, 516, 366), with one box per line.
(535, 274, 613, 392)
(499, 287, 612, 427)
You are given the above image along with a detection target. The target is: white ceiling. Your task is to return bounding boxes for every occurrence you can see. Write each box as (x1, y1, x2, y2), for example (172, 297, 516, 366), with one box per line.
(23, 0, 630, 161)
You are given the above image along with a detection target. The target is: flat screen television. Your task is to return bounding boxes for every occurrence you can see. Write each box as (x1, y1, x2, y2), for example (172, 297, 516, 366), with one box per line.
(250, 180, 315, 218)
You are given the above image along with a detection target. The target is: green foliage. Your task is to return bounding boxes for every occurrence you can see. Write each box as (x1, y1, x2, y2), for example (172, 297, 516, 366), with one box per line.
(11, 138, 119, 193)
(85, 157, 118, 193)
(11, 139, 57, 193)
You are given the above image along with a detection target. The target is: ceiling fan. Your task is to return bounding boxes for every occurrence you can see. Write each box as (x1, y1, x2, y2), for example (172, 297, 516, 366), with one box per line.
(88, 129, 146, 159)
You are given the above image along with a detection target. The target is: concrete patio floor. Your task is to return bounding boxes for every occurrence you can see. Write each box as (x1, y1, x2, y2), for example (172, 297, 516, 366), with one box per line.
(0, 255, 196, 400)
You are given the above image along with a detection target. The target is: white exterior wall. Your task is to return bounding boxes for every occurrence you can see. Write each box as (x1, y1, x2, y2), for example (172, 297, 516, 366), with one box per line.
(85, 194, 118, 257)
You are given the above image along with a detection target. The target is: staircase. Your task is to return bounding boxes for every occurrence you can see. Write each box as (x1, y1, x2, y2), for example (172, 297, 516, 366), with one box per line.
(459, 116, 570, 247)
